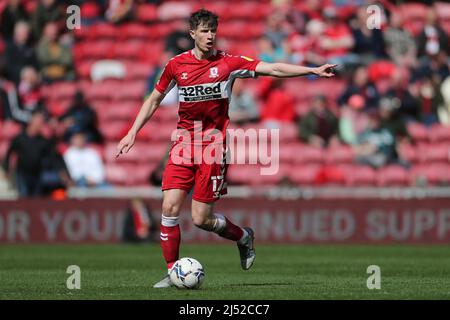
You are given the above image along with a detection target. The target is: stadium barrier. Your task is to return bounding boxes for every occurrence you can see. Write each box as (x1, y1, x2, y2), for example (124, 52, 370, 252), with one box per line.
(1, 198, 450, 244)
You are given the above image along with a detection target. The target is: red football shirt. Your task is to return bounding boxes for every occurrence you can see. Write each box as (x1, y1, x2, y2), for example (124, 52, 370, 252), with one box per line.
(155, 49, 260, 145)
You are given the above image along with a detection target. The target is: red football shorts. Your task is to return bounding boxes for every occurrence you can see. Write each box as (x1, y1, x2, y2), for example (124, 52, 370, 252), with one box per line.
(162, 142, 228, 203)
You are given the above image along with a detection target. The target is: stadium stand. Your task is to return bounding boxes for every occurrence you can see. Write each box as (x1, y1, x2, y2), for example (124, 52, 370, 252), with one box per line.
(0, 0, 449, 199)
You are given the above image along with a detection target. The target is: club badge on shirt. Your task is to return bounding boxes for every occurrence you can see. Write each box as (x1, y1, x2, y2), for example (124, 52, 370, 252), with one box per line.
(209, 67, 219, 78)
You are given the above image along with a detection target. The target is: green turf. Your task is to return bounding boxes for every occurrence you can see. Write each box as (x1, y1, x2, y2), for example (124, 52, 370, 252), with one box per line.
(1, 244, 450, 299)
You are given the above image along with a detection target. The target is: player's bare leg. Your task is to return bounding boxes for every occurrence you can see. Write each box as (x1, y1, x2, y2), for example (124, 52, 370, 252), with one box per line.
(153, 189, 188, 288)
(191, 199, 256, 270)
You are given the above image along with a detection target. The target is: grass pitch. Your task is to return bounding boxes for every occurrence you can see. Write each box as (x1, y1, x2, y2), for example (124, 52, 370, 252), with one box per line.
(1, 244, 450, 299)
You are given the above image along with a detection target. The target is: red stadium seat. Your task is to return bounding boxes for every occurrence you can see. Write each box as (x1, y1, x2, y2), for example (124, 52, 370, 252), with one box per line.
(0, 121, 22, 140)
(80, 2, 101, 19)
(429, 124, 450, 143)
(407, 122, 429, 142)
(434, 2, 450, 21)
(119, 23, 151, 41)
(324, 145, 355, 164)
(91, 23, 118, 40)
(111, 81, 145, 102)
(105, 163, 132, 185)
(420, 143, 450, 163)
(289, 164, 321, 186)
(113, 41, 145, 60)
(376, 165, 410, 186)
(136, 4, 158, 23)
(125, 62, 153, 80)
(411, 163, 450, 186)
(397, 142, 418, 163)
(340, 165, 376, 186)
(227, 165, 262, 185)
(291, 143, 324, 163)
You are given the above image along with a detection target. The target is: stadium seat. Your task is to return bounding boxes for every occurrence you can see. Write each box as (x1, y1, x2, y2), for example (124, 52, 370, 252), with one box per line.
(410, 163, 450, 186)
(434, 2, 450, 21)
(119, 23, 151, 41)
(111, 81, 145, 102)
(0, 121, 22, 140)
(91, 23, 118, 40)
(429, 124, 450, 143)
(99, 121, 129, 141)
(227, 165, 262, 185)
(407, 122, 429, 143)
(397, 142, 418, 163)
(278, 123, 298, 142)
(80, 1, 101, 19)
(157, 1, 192, 21)
(105, 163, 133, 185)
(135, 4, 158, 23)
(341, 165, 376, 186)
(419, 143, 450, 163)
(289, 164, 321, 186)
(113, 41, 145, 60)
(291, 143, 324, 163)
(0, 140, 9, 159)
(376, 165, 410, 186)
(125, 62, 153, 80)
(324, 145, 355, 164)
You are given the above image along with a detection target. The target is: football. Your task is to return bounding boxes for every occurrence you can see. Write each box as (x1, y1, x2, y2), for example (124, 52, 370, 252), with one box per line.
(169, 257, 205, 289)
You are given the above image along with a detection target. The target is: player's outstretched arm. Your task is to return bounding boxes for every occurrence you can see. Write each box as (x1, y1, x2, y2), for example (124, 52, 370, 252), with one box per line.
(116, 89, 165, 158)
(255, 61, 337, 78)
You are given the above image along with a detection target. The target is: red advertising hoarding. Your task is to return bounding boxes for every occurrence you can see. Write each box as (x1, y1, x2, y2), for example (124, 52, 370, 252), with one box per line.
(1, 198, 450, 243)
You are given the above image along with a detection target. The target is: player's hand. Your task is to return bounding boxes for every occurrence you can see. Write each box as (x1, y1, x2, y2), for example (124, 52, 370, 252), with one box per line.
(116, 132, 136, 158)
(314, 64, 338, 78)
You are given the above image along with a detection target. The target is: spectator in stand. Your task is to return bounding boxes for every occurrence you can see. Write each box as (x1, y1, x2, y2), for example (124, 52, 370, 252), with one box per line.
(339, 94, 370, 145)
(298, 94, 339, 148)
(229, 78, 259, 125)
(145, 50, 178, 106)
(416, 7, 449, 61)
(319, 6, 357, 71)
(383, 10, 417, 68)
(385, 68, 419, 121)
(0, 0, 29, 41)
(165, 18, 194, 56)
(353, 110, 397, 169)
(338, 65, 380, 110)
(2, 111, 51, 197)
(105, 0, 134, 24)
(289, 19, 326, 66)
(350, 5, 386, 64)
(59, 90, 103, 144)
(17, 66, 45, 115)
(63, 131, 108, 188)
(378, 96, 410, 144)
(0, 66, 46, 124)
(415, 74, 446, 126)
(264, 10, 289, 52)
(36, 22, 74, 83)
(258, 35, 289, 63)
(32, 0, 65, 40)
(259, 77, 296, 129)
(5, 21, 38, 85)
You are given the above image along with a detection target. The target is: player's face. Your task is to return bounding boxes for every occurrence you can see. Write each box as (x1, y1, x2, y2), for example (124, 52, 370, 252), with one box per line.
(190, 23, 217, 53)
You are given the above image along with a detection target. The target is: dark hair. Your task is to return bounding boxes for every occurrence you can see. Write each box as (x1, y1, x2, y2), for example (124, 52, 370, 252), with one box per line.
(189, 9, 218, 30)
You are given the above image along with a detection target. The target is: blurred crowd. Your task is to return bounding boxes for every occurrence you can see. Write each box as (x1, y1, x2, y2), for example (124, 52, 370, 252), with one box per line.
(0, 0, 449, 198)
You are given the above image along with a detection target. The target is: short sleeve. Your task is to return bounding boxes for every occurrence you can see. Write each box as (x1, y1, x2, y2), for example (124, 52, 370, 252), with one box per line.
(225, 55, 260, 79)
(155, 59, 176, 94)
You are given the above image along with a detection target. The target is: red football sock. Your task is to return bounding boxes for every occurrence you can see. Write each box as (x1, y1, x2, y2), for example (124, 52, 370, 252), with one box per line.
(218, 216, 244, 241)
(160, 215, 180, 270)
